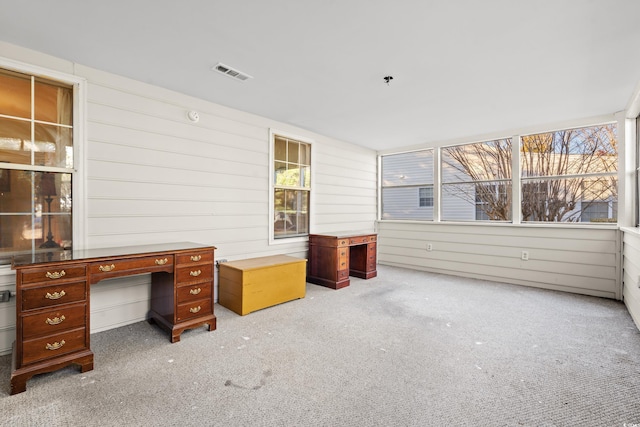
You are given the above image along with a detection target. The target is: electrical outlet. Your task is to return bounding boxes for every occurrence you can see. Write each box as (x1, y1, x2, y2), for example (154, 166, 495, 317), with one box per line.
(521, 251, 529, 261)
(0, 290, 10, 303)
(215, 259, 228, 268)
(426, 243, 433, 251)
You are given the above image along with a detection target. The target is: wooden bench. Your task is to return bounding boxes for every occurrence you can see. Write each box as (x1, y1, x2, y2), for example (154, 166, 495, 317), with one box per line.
(218, 255, 307, 315)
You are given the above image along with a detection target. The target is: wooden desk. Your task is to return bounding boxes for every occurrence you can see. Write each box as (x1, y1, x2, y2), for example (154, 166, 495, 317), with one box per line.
(307, 233, 377, 289)
(10, 242, 216, 395)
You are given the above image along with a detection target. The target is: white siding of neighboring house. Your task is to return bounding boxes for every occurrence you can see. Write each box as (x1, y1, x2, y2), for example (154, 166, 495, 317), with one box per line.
(0, 42, 377, 355)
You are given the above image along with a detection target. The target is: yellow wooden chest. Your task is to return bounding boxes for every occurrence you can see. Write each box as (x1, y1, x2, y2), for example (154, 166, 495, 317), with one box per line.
(218, 255, 307, 315)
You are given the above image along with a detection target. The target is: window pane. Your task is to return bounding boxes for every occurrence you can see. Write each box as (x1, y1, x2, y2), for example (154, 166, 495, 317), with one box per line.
(289, 141, 299, 164)
(300, 143, 311, 165)
(0, 69, 31, 119)
(382, 187, 433, 220)
(274, 189, 309, 238)
(34, 123, 72, 168)
(521, 124, 617, 178)
(522, 176, 617, 223)
(0, 118, 31, 165)
(274, 136, 286, 162)
(442, 139, 512, 184)
(34, 79, 73, 125)
(382, 150, 433, 186)
(0, 170, 72, 260)
(442, 182, 512, 221)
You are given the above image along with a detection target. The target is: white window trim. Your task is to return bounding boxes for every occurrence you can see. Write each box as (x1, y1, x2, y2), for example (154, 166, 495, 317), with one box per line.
(0, 56, 87, 274)
(268, 128, 314, 245)
(378, 116, 622, 227)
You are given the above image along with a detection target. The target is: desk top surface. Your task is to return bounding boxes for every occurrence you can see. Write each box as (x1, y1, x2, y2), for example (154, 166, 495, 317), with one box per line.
(11, 242, 216, 268)
(309, 231, 376, 239)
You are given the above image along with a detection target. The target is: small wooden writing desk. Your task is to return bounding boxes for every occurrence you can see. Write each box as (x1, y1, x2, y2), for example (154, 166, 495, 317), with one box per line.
(10, 242, 216, 395)
(307, 232, 377, 289)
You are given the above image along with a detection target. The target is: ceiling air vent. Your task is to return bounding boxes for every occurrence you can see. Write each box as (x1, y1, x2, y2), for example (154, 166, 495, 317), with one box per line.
(213, 63, 253, 82)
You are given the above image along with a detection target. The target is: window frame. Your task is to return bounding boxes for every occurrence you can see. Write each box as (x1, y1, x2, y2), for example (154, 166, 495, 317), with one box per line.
(268, 129, 313, 245)
(0, 57, 86, 274)
(379, 120, 620, 227)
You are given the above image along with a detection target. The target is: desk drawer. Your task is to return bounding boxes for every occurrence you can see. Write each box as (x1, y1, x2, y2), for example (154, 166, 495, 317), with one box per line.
(177, 282, 212, 304)
(20, 265, 86, 285)
(350, 235, 376, 245)
(22, 303, 87, 339)
(22, 327, 87, 365)
(176, 298, 212, 322)
(176, 264, 213, 283)
(89, 255, 174, 277)
(22, 281, 87, 311)
(176, 251, 213, 265)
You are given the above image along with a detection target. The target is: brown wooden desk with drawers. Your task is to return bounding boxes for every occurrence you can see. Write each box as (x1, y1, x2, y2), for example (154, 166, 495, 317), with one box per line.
(307, 232, 377, 289)
(10, 242, 216, 395)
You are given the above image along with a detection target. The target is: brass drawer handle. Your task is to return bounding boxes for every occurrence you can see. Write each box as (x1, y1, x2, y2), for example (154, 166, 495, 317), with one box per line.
(155, 258, 168, 265)
(46, 340, 65, 351)
(190, 270, 202, 277)
(99, 264, 115, 272)
(46, 315, 66, 325)
(189, 306, 201, 313)
(190, 255, 202, 262)
(45, 290, 66, 300)
(190, 287, 202, 295)
(46, 271, 66, 279)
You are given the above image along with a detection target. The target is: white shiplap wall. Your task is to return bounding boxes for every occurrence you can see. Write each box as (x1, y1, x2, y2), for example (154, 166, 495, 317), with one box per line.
(0, 43, 377, 354)
(377, 221, 621, 299)
(622, 229, 640, 329)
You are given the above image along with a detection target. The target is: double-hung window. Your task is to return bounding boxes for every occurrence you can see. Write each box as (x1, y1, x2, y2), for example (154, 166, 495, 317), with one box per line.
(271, 133, 311, 240)
(0, 67, 76, 265)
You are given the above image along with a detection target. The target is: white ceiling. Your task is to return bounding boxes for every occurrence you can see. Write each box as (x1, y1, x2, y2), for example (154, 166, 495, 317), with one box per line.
(1, 0, 640, 152)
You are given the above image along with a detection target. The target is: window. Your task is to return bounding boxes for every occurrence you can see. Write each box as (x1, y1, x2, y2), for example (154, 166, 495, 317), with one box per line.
(381, 150, 434, 220)
(0, 68, 75, 265)
(418, 187, 433, 207)
(272, 133, 311, 239)
(441, 138, 512, 221)
(381, 122, 618, 226)
(521, 123, 617, 223)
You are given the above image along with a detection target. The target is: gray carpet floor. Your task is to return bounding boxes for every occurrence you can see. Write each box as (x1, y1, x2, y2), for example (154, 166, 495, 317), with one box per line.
(1, 265, 640, 426)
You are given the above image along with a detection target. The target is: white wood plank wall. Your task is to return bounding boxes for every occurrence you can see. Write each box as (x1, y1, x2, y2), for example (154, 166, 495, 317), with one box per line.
(622, 229, 640, 329)
(0, 43, 377, 354)
(377, 221, 621, 299)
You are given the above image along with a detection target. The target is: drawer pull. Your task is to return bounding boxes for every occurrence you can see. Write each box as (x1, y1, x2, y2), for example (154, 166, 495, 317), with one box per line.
(190, 287, 202, 295)
(45, 290, 66, 300)
(99, 264, 116, 272)
(190, 255, 202, 262)
(45, 340, 66, 351)
(189, 306, 201, 314)
(155, 258, 168, 265)
(46, 270, 66, 280)
(190, 270, 202, 277)
(46, 315, 66, 325)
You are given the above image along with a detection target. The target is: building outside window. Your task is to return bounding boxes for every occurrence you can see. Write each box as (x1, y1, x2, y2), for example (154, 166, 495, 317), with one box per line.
(0, 68, 74, 265)
(381, 150, 434, 220)
(272, 134, 311, 239)
(441, 138, 512, 221)
(380, 123, 617, 225)
(521, 123, 617, 223)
